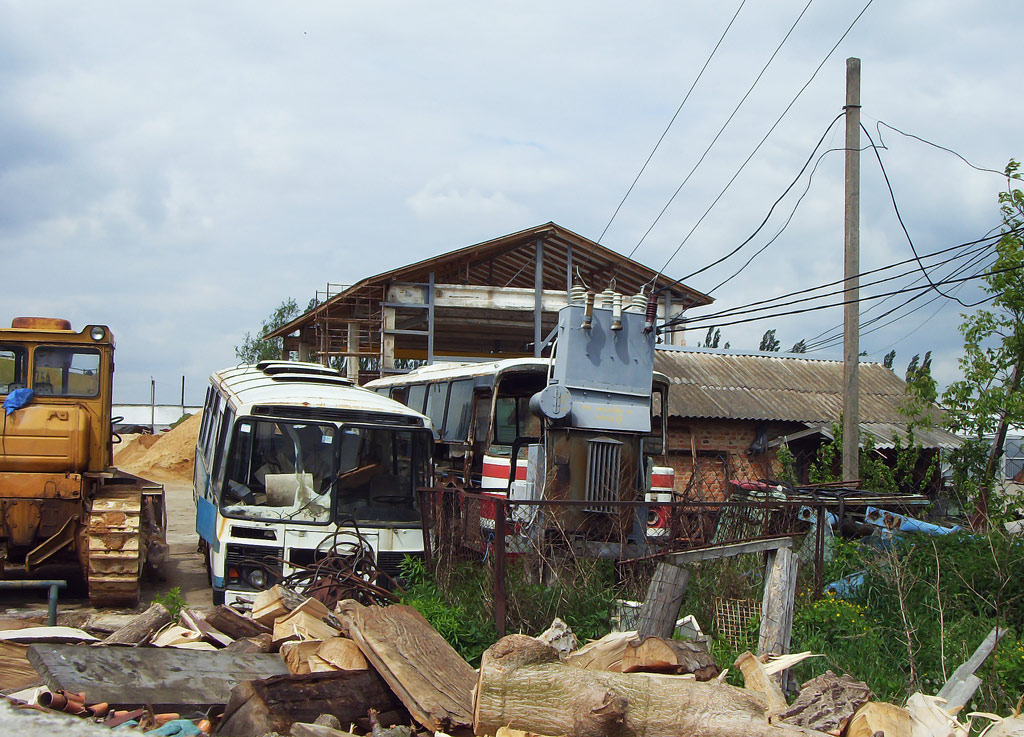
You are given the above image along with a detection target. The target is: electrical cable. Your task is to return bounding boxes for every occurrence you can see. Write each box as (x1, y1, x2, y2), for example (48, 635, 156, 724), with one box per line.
(872, 120, 1006, 177)
(803, 244, 996, 351)
(624, 0, 815, 264)
(662, 224, 1015, 330)
(659, 261, 1024, 333)
(598, 0, 749, 249)
(663, 231, 1006, 327)
(653, 0, 877, 290)
(861, 123, 992, 308)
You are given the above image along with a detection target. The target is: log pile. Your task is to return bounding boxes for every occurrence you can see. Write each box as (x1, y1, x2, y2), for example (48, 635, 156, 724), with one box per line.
(5, 585, 1019, 737)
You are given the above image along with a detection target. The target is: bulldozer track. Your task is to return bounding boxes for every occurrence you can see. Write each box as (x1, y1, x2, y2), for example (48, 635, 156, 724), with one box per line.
(86, 486, 143, 607)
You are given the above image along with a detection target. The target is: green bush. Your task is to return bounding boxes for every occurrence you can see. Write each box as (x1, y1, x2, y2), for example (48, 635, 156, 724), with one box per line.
(785, 530, 1024, 714)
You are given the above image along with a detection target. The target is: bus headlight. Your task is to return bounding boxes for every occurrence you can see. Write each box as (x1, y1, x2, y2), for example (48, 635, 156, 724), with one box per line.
(247, 568, 267, 589)
(90, 326, 106, 341)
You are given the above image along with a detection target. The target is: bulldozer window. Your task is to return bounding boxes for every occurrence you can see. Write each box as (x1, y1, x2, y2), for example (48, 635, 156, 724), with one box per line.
(0, 345, 27, 394)
(32, 347, 101, 397)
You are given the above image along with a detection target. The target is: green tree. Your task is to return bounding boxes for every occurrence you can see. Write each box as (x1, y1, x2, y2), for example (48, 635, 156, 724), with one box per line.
(882, 350, 896, 371)
(700, 326, 722, 348)
(943, 160, 1024, 526)
(790, 339, 807, 353)
(759, 329, 780, 352)
(235, 297, 301, 364)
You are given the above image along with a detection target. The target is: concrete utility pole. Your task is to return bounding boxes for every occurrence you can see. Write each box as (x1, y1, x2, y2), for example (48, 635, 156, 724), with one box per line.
(842, 57, 861, 483)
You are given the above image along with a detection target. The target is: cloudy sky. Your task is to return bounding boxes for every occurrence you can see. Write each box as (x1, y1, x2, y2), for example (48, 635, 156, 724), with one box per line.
(2, 1, 1021, 404)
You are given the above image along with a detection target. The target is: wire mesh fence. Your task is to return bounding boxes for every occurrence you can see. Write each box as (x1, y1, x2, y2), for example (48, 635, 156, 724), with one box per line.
(417, 486, 827, 639)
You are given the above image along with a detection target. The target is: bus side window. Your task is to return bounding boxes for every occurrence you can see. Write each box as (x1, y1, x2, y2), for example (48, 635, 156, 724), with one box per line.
(443, 379, 473, 443)
(211, 407, 234, 487)
(203, 393, 222, 460)
(425, 382, 449, 435)
(494, 397, 517, 445)
(473, 390, 491, 446)
(407, 384, 426, 414)
(391, 386, 408, 405)
(198, 387, 214, 452)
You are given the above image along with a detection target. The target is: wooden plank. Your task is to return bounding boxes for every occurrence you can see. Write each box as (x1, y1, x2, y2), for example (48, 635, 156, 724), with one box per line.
(27, 643, 288, 711)
(337, 600, 476, 734)
(758, 546, 798, 658)
(662, 536, 794, 567)
(936, 626, 1005, 711)
(635, 563, 689, 638)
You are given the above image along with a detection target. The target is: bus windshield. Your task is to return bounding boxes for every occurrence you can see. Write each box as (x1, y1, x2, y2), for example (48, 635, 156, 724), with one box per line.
(220, 418, 427, 525)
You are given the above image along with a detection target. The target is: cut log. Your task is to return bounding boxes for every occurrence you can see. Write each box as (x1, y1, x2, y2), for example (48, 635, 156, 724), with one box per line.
(620, 636, 718, 679)
(317, 637, 369, 671)
(777, 670, 871, 733)
(224, 633, 274, 653)
(843, 702, 913, 737)
(306, 654, 338, 673)
(565, 631, 718, 680)
(474, 634, 832, 737)
(337, 599, 476, 734)
(204, 605, 272, 640)
(215, 670, 408, 737)
(101, 603, 173, 646)
(253, 586, 346, 631)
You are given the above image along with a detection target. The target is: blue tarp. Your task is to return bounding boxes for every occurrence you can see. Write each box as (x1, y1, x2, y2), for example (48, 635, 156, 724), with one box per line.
(3, 387, 34, 415)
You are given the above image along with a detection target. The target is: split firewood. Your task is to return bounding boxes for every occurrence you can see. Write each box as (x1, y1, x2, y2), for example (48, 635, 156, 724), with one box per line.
(474, 634, 832, 737)
(316, 637, 369, 671)
(536, 618, 577, 659)
(253, 586, 346, 631)
(735, 652, 788, 716)
(776, 670, 871, 733)
(281, 640, 325, 674)
(100, 603, 172, 646)
(274, 601, 341, 643)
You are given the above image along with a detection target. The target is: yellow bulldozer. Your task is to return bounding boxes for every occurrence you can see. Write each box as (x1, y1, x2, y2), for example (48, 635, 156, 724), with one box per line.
(0, 317, 167, 606)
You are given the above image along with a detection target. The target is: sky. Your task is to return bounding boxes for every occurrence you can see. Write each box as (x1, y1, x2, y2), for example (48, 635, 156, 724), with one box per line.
(1, 1, 1021, 405)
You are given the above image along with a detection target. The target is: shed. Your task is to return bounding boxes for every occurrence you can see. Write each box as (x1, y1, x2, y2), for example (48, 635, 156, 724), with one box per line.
(652, 347, 961, 498)
(265, 222, 711, 383)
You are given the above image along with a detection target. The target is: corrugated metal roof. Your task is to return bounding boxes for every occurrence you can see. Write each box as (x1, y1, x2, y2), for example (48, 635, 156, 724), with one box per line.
(654, 348, 940, 425)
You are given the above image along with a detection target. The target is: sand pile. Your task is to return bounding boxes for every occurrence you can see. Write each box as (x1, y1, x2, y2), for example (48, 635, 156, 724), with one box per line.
(113, 433, 161, 467)
(116, 411, 203, 482)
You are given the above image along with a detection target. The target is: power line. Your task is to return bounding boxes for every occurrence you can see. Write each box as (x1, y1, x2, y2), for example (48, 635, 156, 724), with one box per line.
(861, 123, 992, 308)
(663, 227, 1013, 328)
(872, 120, 1006, 178)
(670, 241, 992, 327)
(653, 0, 877, 289)
(597, 0, 749, 249)
(706, 143, 876, 295)
(802, 239, 997, 351)
(659, 261, 1024, 333)
(626, 0, 817, 263)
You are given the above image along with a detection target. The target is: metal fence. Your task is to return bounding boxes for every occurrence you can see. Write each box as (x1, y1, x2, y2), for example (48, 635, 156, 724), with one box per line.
(417, 485, 842, 638)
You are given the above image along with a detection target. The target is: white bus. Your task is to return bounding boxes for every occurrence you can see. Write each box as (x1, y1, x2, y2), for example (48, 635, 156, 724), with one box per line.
(194, 361, 432, 606)
(366, 296, 671, 549)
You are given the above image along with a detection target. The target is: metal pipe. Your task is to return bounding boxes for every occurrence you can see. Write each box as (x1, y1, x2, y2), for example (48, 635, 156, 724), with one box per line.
(0, 579, 66, 625)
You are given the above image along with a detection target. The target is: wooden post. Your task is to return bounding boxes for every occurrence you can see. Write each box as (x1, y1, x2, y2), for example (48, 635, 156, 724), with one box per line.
(534, 236, 544, 357)
(842, 57, 861, 483)
(427, 271, 435, 365)
(758, 546, 798, 658)
(382, 305, 396, 373)
(635, 562, 689, 639)
(346, 321, 360, 383)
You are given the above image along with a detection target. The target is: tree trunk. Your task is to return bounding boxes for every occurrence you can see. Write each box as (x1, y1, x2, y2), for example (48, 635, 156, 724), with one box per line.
(474, 635, 828, 737)
(635, 563, 689, 639)
(974, 361, 1022, 530)
(100, 603, 172, 646)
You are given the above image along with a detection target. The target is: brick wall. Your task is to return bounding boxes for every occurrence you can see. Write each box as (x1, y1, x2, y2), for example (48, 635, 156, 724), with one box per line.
(657, 417, 805, 500)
